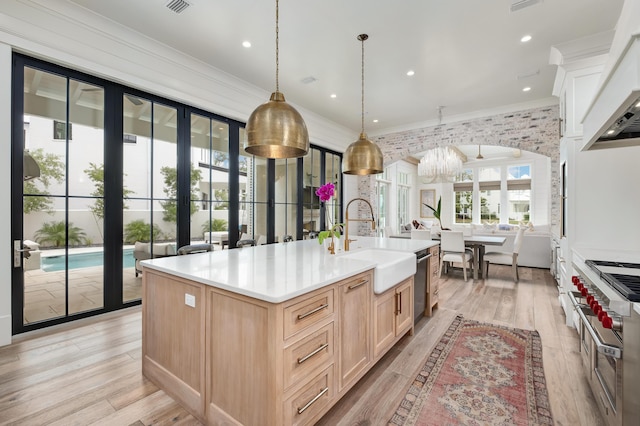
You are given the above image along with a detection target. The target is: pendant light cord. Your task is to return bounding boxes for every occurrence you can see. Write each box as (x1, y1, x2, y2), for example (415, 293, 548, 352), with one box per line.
(361, 36, 364, 134)
(359, 34, 368, 134)
(275, 0, 280, 93)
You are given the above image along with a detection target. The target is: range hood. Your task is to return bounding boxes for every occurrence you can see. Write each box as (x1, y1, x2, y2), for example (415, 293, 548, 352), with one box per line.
(583, 34, 640, 151)
(585, 92, 640, 149)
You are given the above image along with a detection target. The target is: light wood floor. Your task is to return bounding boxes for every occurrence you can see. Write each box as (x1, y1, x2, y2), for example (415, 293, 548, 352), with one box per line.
(0, 265, 604, 425)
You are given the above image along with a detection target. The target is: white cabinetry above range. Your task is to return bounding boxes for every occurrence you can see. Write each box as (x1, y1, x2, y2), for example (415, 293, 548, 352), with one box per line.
(551, 32, 611, 326)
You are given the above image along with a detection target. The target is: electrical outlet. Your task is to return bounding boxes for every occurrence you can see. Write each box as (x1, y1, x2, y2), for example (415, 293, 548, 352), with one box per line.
(185, 293, 196, 308)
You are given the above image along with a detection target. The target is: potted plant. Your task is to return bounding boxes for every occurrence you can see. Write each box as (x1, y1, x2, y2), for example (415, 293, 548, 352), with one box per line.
(315, 182, 343, 254)
(422, 196, 448, 230)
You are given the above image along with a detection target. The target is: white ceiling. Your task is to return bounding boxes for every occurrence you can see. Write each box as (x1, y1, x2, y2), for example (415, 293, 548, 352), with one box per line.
(69, 0, 623, 134)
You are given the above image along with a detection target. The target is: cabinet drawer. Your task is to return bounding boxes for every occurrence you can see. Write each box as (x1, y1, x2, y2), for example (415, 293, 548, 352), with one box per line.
(283, 322, 335, 390)
(284, 289, 335, 340)
(431, 280, 439, 306)
(284, 365, 334, 426)
(429, 247, 439, 270)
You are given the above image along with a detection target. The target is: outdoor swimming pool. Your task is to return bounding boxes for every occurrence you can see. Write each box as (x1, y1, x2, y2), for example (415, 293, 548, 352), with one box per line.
(41, 248, 135, 272)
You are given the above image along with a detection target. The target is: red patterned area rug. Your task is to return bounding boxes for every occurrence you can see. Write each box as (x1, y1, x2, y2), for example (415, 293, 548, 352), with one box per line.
(389, 315, 553, 425)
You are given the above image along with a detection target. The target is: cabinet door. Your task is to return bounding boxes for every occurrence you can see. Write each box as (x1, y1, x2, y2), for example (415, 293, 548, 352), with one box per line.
(427, 246, 440, 316)
(338, 273, 371, 392)
(373, 288, 395, 358)
(395, 279, 413, 335)
(430, 279, 439, 311)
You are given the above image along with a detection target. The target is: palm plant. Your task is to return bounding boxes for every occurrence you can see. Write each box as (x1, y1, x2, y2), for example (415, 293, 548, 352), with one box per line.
(423, 196, 444, 230)
(34, 221, 87, 247)
(123, 220, 162, 244)
(201, 219, 228, 233)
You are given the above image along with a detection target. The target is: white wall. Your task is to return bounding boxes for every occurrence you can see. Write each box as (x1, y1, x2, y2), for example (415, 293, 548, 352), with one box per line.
(573, 144, 640, 251)
(1, 43, 12, 346)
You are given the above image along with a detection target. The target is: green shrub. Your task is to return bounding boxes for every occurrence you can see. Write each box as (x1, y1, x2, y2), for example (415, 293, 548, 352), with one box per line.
(34, 221, 87, 247)
(201, 219, 228, 233)
(124, 220, 161, 244)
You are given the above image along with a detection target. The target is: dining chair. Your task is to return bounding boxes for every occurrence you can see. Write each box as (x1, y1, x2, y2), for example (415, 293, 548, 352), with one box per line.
(483, 226, 526, 282)
(439, 231, 474, 282)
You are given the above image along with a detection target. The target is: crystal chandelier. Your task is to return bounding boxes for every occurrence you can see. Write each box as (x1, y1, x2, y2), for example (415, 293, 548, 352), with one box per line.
(417, 146, 463, 183)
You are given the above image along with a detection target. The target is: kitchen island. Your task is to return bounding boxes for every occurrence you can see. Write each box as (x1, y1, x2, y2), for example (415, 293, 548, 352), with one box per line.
(141, 238, 437, 426)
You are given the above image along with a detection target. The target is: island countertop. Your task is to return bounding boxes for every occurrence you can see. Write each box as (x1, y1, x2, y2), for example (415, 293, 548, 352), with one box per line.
(141, 237, 438, 303)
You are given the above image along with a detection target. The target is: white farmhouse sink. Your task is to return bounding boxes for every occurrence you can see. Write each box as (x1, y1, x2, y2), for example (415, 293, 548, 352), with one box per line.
(340, 248, 416, 294)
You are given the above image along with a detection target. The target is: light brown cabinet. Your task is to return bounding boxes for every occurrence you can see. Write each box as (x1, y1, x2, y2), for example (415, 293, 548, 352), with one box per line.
(142, 266, 412, 426)
(426, 245, 440, 316)
(337, 273, 372, 392)
(373, 277, 413, 359)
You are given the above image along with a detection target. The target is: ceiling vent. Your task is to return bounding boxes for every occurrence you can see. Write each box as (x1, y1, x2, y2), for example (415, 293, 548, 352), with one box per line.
(517, 68, 540, 80)
(166, 0, 191, 14)
(510, 0, 542, 12)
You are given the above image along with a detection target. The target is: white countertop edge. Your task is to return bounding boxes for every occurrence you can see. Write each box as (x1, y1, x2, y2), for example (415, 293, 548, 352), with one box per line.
(140, 237, 436, 304)
(142, 261, 376, 303)
(572, 246, 640, 315)
(572, 245, 640, 264)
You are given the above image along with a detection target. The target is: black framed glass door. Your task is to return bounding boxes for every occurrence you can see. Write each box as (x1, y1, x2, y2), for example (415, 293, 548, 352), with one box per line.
(11, 53, 342, 335)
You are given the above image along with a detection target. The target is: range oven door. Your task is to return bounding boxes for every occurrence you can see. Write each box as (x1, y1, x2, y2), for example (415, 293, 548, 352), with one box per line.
(591, 318, 623, 425)
(569, 291, 594, 375)
(569, 291, 623, 425)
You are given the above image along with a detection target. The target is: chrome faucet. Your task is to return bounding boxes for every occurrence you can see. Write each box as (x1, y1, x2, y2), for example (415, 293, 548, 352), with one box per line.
(344, 198, 376, 251)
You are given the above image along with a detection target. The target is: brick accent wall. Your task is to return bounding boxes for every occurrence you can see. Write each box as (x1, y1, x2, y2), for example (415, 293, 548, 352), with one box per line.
(353, 105, 560, 235)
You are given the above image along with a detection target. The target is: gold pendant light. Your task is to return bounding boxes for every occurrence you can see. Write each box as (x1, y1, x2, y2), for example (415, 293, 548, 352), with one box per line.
(245, 0, 309, 159)
(342, 34, 383, 175)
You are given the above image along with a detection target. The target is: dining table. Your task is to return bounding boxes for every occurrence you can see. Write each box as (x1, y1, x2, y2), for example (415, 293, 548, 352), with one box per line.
(433, 234, 506, 280)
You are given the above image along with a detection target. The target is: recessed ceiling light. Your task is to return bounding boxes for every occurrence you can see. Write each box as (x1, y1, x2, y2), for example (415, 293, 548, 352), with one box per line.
(242, 41, 251, 48)
(330, 94, 337, 98)
(520, 35, 532, 43)
(636, 101, 640, 108)
(373, 119, 379, 123)
(522, 86, 531, 92)
(406, 70, 415, 76)
(607, 129, 615, 135)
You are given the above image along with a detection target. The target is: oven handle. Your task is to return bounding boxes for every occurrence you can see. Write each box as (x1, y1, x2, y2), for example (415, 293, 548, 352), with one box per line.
(569, 292, 622, 359)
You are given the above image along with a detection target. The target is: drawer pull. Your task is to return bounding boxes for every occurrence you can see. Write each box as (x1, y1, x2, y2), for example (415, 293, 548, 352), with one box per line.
(348, 279, 368, 290)
(297, 343, 329, 364)
(297, 387, 329, 415)
(297, 304, 329, 320)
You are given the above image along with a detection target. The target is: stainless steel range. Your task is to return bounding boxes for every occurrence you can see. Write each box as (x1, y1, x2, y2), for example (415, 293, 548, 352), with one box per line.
(570, 257, 640, 426)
